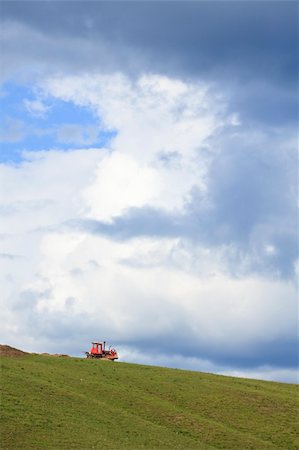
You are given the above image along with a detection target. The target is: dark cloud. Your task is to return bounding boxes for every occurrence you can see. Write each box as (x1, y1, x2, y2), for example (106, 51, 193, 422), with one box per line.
(1, 1, 296, 81)
(227, 81, 298, 126)
(129, 334, 298, 370)
(1, 1, 297, 125)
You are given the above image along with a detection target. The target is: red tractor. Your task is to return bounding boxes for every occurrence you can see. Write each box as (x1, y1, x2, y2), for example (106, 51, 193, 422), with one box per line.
(85, 341, 118, 361)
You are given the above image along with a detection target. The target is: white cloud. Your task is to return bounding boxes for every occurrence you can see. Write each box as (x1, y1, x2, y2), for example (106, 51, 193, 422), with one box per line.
(32, 231, 296, 349)
(82, 152, 160, 221)
(23, 98, 50, 118)
(264, 244, 277, 256)
(43, 74, 224, 163)
(40, 73, 225, 220)
(0, 148, 105, 234)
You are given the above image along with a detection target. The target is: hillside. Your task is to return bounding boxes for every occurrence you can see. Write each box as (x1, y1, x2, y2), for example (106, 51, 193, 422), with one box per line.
(1, 348, 298, 449)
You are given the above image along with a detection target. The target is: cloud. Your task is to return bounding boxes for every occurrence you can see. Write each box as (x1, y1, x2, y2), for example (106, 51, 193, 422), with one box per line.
(0, 148, 105, 234)
(70, 120, 297, 279)
(0, 252, 21, 260)
(56, 124, 100, 146)
(1, 2, 296, 83)
(40, 73, 226, 220)
(23, 98, 50, 118)
(0, 117, 26, 143)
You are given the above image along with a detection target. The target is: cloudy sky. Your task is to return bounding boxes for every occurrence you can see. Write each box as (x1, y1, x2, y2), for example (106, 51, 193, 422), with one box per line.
(0, 1, 297, 383)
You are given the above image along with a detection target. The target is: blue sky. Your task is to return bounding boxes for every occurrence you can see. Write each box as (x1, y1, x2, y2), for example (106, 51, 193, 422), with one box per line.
(0, 81, 116, 162)
(0, 1, 298, 383)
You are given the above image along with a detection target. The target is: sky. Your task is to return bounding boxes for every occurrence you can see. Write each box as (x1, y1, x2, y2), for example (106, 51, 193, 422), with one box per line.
(0, 1, 298, 383)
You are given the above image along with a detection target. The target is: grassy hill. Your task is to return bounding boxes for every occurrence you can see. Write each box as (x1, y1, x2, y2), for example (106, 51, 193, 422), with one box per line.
(1, 349, 298, 449)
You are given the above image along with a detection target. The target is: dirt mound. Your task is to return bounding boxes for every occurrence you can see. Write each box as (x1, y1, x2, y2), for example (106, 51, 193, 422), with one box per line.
(0, 344, 28, 357)
(1, 345, 70, 358)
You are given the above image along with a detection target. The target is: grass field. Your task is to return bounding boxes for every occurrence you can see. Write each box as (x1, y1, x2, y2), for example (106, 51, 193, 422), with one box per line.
(1, 352, 298, 449)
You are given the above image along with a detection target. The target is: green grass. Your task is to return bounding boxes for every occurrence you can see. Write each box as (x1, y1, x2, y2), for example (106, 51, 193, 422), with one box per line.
(1, 354, 298, 449)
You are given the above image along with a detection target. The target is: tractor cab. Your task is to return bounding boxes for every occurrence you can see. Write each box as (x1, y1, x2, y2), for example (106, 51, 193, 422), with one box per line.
(90, 342, 103, 356)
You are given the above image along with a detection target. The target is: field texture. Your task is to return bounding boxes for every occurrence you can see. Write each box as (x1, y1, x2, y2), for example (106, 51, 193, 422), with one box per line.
(1, 351, 298, 449)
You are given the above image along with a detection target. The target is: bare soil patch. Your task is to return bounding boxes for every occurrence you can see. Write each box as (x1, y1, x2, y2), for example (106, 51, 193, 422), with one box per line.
(1, 345, 70, 358)
(0, 344, 28, 357)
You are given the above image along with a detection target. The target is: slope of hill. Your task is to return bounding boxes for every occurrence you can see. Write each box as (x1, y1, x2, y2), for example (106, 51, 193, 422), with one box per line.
(1, 349, 298, 449)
